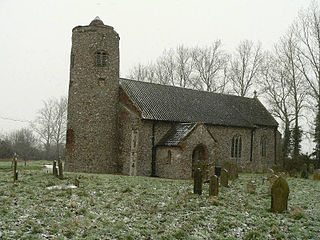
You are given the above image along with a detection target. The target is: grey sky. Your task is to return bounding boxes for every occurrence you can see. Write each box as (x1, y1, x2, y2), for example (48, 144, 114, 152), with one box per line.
(0, 0, 309, 134)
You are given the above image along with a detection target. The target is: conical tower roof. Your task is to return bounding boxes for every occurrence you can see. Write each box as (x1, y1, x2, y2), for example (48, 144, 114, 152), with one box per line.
(90, 16, 104, 26)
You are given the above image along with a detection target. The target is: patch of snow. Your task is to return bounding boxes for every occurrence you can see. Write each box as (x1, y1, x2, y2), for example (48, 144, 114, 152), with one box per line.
(46, 185, 77, 190)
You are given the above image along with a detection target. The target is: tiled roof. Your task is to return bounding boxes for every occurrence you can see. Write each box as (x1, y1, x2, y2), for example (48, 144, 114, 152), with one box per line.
(119, 78, 278, 128)
(157, 123, 197, 146)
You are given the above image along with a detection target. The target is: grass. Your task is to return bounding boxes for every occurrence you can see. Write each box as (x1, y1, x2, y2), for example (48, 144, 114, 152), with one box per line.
(0, 160, 320, 239)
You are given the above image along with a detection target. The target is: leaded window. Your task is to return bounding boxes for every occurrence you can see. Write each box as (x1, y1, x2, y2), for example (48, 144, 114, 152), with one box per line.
(231, 135, 242, 158)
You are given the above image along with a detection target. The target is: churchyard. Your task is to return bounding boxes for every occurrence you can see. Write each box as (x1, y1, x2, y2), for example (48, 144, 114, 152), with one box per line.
(0, 160, 320, 239)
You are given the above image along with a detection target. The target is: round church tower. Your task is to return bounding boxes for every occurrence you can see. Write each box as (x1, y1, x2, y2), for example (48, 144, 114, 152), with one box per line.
(65, 17, 119, 173)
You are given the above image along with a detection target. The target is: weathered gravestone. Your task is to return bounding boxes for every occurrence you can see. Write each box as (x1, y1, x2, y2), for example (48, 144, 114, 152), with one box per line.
(271, 176, 289, 213)
(247, 181, 256, 194)
(223, 162, 238, 180)
(220, 169, 229, 187)
(313, 169, 320, 180)
(209, 175, 219, 196)
(301, 163, 308, 179)
(194, 168, 202, 195)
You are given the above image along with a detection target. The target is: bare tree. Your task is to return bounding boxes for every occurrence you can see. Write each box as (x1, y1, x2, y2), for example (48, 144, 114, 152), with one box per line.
(31, 99, 55, 159)
(229, 40, 264, 97)
(52, 96, 68, 158)
(260, 53, 295, 159)
(175, 45, 194, 88)
(276, 30, 307, 159)
(293, 2, 320, 166)
(9, 128, 37, 160)
(191, 40, 229, 92)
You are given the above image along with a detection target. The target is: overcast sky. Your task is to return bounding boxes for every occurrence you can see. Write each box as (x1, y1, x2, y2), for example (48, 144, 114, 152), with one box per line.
(0, 0, 310, 134)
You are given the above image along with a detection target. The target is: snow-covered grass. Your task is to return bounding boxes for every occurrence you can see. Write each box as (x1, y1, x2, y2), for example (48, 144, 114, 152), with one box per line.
(0, 160, 320, 239)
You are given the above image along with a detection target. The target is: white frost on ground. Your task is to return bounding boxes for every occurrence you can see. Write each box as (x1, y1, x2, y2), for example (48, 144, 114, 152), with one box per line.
(46, 185, 77, 190)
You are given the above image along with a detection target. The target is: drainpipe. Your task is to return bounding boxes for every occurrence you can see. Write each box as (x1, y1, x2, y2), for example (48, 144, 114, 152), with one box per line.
(151, 122, 156, 177)
(250, 128, 254, 162)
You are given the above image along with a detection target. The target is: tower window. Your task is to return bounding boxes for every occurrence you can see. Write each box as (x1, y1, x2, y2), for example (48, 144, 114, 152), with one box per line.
(70, 53, 75, 68)
(231, 135, 242, 158)
(98, 78, 105, 86)
(96, 51, 107, 67)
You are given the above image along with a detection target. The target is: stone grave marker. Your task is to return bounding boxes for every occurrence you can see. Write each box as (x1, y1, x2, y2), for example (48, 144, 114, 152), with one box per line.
(271, 176, 289, 213)
(209, 175, 219, 196)
(247, 181, 256, 194)
(220, 169, 229, 187)
(194, 168, 202, 195)
(313, 169, 320, 180)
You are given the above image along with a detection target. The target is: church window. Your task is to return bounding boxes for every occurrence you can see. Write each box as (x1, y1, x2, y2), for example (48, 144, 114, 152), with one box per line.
(167, 150, 172, 164)
(96, 51, 107, 67)
(261, 137, 267, 157)
(231, 135, 242, 158)
(70, 53, 75, 68)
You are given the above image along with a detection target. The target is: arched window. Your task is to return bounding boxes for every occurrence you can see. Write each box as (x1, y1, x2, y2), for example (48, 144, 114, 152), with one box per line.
(96, 51, 107, 67)
(261, 137, 267, 157)
(70, 53, 75, 68)
(167, 150, 172, 164)
(231, 135, 242, 158)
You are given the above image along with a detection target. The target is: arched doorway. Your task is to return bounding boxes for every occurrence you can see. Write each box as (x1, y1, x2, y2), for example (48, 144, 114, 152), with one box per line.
(192, 144, 208, 178)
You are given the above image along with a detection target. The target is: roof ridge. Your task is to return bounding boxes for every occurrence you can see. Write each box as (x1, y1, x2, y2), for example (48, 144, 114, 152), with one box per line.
(119, 78, 254, 100)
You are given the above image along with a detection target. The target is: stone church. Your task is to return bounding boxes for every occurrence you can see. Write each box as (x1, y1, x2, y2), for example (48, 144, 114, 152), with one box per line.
(65, 17, 282, 179)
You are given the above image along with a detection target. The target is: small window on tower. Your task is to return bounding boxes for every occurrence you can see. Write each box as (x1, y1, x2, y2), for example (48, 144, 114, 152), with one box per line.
(96, 51, 107, 67)
(98, 78, 105, 86)
(70, 53, 75, 68)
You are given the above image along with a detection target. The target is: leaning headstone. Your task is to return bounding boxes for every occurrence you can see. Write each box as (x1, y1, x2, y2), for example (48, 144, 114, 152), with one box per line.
(53, 160, 58, 177)
(209, 175, 219, 196)
(220, 169, 229, 187)
(247, 181, 256, 194)
(193, 168, 202, 195)
(229, 163, 238, 180)
(313, 169, 320, 180)
(58, 157, 63, 180)
(271, 176, 289, 213)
